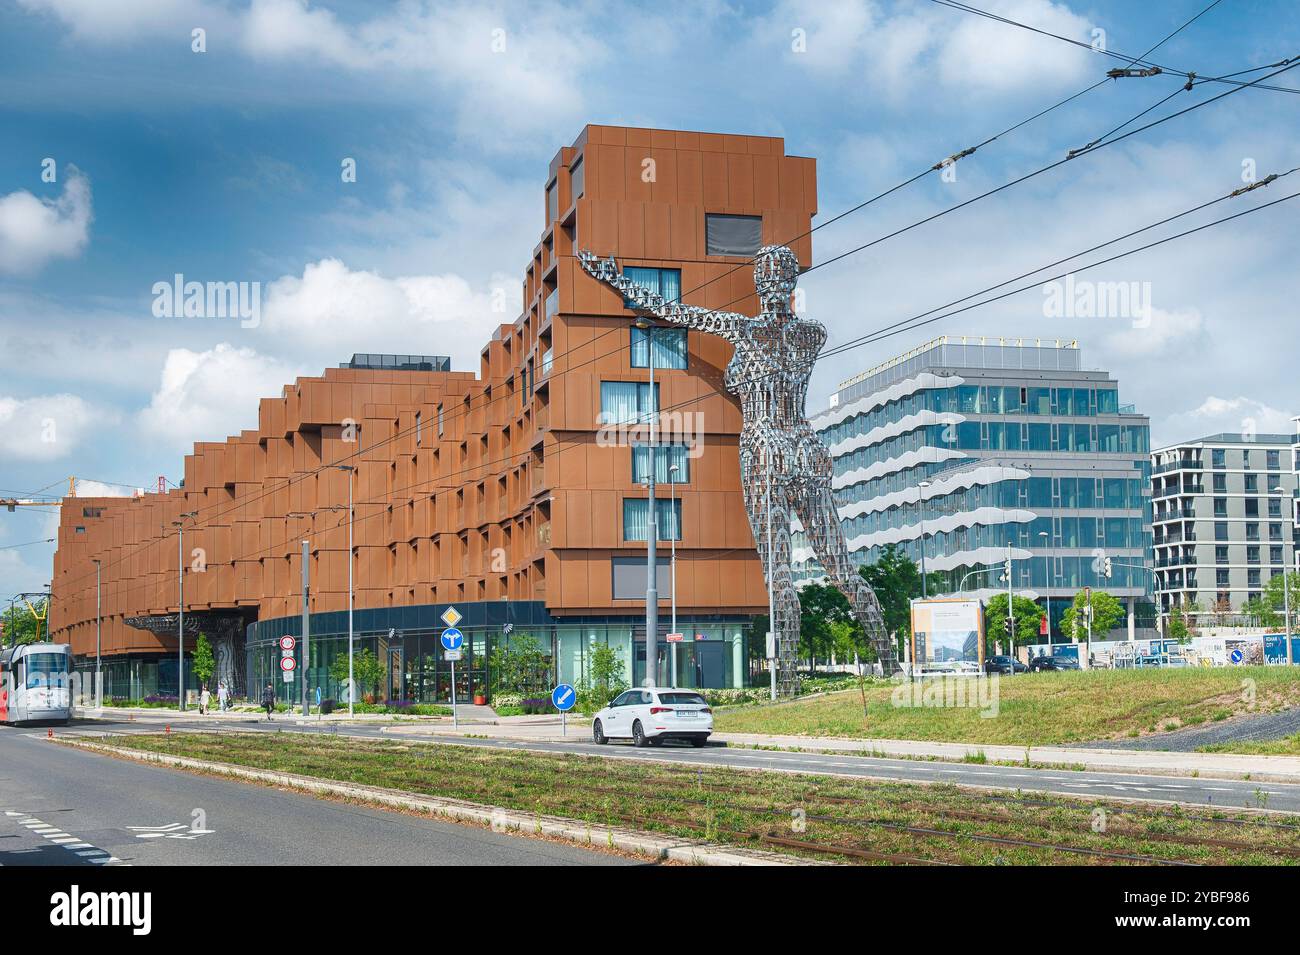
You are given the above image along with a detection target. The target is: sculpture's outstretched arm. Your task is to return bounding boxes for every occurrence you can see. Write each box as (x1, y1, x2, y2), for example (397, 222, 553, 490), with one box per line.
(577, 249, 746, 340)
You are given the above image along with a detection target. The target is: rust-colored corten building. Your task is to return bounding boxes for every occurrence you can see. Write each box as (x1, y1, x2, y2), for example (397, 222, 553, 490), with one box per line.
(49, 124, 819, 702)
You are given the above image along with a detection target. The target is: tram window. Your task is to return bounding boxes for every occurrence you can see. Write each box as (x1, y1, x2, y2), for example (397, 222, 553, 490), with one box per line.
(24, 653, 67, 688)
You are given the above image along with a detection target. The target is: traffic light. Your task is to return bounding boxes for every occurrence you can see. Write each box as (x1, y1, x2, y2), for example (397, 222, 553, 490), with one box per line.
(1004, 616, 1014, 637)
(1102, 556, 1113, 579)
(1004, 557, 1013, 577)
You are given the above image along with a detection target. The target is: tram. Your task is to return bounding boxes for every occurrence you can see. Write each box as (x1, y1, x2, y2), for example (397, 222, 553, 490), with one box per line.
(0, 642, 73, 725)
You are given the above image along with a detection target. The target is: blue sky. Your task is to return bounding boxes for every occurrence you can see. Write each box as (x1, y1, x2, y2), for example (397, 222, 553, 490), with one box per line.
(2, 0, 1298, 595)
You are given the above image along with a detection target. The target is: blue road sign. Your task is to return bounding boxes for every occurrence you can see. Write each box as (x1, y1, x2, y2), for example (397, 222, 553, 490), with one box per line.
(441, 627, 464, 651)
(1230, 648, 1244, 664)
(551, 683, 576, 712)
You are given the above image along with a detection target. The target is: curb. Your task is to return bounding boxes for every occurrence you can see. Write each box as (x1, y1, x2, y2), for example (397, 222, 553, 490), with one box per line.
(52, 736, 803, 867)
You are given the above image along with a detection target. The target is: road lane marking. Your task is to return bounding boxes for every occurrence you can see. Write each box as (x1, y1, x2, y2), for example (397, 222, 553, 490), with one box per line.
(4, 810, 124, 865)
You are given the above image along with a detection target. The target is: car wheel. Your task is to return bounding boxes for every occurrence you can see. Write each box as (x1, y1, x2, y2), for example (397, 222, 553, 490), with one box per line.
(592, 719, 607, 745)
(690, 736, 707, 748)
(632, 720, 648, 748)
(648, 736, 663, 746)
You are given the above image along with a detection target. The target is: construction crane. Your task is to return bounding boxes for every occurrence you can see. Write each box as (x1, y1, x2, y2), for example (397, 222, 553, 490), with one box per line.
(2, 476, 150, 512)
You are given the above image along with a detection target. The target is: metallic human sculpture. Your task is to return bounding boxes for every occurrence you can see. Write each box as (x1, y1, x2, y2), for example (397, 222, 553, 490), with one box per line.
(579, 245, 900, 693)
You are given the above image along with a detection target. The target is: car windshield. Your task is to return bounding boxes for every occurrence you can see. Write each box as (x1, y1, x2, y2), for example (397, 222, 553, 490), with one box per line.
(658, 693, 707, 705)
(24, 652, 70, 689)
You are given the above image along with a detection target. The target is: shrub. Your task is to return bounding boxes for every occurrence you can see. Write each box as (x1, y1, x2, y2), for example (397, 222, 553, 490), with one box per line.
(492, 692, 524, 709)
(521, 697, 554, 715)
(320, 698, 337, 715)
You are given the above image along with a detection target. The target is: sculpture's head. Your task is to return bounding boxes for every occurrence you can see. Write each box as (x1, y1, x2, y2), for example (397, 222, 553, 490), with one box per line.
(753, 245, 799, 313)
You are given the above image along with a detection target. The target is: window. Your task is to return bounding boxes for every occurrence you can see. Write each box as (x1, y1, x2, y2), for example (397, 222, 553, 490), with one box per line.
(622, 267, 681, 308)
(632, 444, 690, 484)
(622, 498, 682, 541)
(1269, 498, 1283, 518)
(1245, 498, 1259, 518)
(1245, 522, 1260, 541)
(611, 556, 670, 599)
(1212, 448, 1226, 469)
(1214, 498, 1228, 518)
(570, 158, 584, 201)
(705, 213, 762, 256)
(1245, 474, 1258, 492)
(1247, 546, 1260, 564)
(1271, 545, 1284, 565)
(437, 404, 444, 437)
(415, 412, 422, 446)
(1248, 569, 1262, 588)
(600, 381, 659, 424)
(1213, 474, 1227, 493)
(630, 326, 687, 369)
(1216, 568, 1230, 587)
(546, 180, 558, 224)
(1215, 545, 1229, 564)
(82, 506, 104, 518)
(1096, 388, 1119, 414)
(1269, 523, 1283, 541)
(1242, 450, 1253, 470)
(1215, 522, 1228, 541)
(1268, 449, 1281, 470)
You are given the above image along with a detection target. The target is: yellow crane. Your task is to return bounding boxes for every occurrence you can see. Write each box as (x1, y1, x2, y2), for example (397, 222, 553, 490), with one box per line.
(2, 477, 80, 511)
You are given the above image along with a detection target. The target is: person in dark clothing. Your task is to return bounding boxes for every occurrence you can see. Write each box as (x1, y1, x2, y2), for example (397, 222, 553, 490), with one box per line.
(261, 683, 276, 722)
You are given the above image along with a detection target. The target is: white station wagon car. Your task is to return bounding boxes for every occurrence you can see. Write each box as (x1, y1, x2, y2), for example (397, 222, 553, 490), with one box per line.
(591, 688, 713, 747)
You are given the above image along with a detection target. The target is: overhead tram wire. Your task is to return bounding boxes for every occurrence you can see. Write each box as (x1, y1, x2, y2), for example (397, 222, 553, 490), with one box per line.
(0, 538, 57, 551)
(77, 176, 1300, 613)
(52, 15, 1289, 597)
(49, 64, 1167, 598)
(928, 0, 1300, 94)
(804, 55, 1300, 279)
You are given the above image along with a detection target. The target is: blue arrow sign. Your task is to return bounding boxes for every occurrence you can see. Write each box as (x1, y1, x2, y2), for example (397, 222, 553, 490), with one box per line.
(551, 683, 576, 712)
(441, 627, 464, 651)
(1230, 648, 1244, 664)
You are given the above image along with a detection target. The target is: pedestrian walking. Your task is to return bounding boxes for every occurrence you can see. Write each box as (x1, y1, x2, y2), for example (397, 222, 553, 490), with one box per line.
(217, 681, 229, 712)
(199, 684, 211, 715)
(261, 682, 276, 722)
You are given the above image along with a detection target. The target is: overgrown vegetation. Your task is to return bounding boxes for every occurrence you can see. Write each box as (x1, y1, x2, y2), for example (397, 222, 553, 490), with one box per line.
(104, 732, 1300, 866)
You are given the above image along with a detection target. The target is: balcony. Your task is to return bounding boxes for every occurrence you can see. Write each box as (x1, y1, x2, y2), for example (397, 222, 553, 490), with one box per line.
(1154, 459, 1203, 475)
(530, 463, 546, 494)
(544, 288, 558, 320)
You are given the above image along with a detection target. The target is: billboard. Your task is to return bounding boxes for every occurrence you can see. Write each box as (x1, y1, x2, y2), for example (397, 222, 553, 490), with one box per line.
(910, 598, 984, 673)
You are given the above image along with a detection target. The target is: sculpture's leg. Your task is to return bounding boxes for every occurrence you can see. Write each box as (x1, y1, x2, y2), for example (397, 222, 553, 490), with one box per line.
(740, 443, 802, 697)
(792, 476, 902, 676)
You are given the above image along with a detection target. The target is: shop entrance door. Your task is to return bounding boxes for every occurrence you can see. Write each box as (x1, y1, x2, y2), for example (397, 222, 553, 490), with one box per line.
(696, 642, 725, 689)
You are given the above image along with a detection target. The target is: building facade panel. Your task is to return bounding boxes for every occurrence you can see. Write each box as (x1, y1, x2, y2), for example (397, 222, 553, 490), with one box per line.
(49, 124, 821, 701)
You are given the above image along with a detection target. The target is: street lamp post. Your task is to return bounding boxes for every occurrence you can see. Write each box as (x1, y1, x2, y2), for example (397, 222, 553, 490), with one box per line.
(336, 465, 356, 715)
(918, 481, 932, 597)
(668, 462, 680, 688)
(92, 558, 102, 709)
(1038, 530, 1051, 645)
(1274, 486, 1294, 667)
(767, 458, 776, 702)
(636, 316, 658, 687)
(172, 511, 196, 711)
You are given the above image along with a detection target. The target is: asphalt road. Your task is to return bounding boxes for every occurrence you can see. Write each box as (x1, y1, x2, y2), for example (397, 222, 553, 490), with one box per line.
(1082, 708, 1300, 752)
(54, 712, 1300, 815)
(0, 724, 639, 867)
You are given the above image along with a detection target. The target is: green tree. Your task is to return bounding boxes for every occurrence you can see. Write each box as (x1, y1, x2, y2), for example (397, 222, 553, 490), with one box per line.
(1168, 604, 1190, 642)
(1262, 571, 1300, 625)
(329, 647, 385, 702)
(191, 633, 215, 687)
(798, 581, 851, 673)
(982, 592, 1044, 653)
(2, 601, 46, 646)
(1059, 590, 1126, 640)
(578, 643, 628, 713)
(489, 633, 551, 695)
(1243, 595, 1281, 629)
(858, 543, 934, 659)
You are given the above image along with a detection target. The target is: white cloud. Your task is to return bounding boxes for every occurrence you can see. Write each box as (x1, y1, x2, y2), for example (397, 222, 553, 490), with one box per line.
(1189, 397, 1295, 435)
(1101, 306, 1206, 357)
(0, 167, 92, 274)
(0, 392, 116, 461)
(138, 344, 305, 447)
(756, 0, 1093, 95)
(16, 0, 218, 41)
(259, 258, 514, 372)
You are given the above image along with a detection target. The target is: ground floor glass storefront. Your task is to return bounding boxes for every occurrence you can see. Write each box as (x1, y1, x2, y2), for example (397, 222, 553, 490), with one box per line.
(244, 602, 755, 705)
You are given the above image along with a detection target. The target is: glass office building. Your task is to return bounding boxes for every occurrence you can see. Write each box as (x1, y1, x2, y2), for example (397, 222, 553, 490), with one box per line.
(798, 336, 1155, 639)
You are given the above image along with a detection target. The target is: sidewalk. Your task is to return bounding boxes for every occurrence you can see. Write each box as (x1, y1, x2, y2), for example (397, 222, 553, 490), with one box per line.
(89, 703, 499, 724)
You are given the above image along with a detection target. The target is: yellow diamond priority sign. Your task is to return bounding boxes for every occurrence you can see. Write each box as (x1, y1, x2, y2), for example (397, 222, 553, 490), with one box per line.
(441, 606, 462, 628)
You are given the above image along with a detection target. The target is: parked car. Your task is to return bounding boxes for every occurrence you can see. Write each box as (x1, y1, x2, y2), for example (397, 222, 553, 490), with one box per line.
(983, 655, 1028, 674)
(591, 688, 713, 747)
(1029, 655, 1080, 672)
